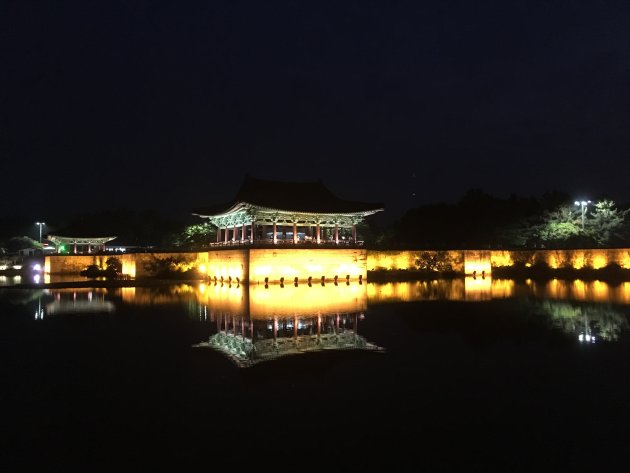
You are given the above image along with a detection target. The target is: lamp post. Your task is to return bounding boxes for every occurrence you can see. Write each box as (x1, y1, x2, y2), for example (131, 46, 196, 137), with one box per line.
(574, 201, 590, 232)
(36, 222, 45, 243)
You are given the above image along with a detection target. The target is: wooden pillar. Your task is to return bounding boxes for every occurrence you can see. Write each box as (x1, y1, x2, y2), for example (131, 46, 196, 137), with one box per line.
(224, 226, 228, 243)
(334, 224, 339, 244)
(73, 243, 77, 254)
(251, 222, 256, 242)
(352, 224, 357, 243)
(293, 222, 297, 244)
(272, 222, 277, 244)
(233, 224, 238, 242)
(316, 224, 321, 244)
(217, 227, 221, 243)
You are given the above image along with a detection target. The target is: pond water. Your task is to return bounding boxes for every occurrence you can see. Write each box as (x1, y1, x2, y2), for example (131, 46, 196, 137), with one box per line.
(2, 279, 630, 471)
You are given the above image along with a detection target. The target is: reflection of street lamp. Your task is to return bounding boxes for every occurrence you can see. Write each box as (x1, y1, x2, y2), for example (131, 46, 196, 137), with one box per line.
(36, 222, 45, 243)
(578, 313, 595, 343)
(574, 201, 590, 231)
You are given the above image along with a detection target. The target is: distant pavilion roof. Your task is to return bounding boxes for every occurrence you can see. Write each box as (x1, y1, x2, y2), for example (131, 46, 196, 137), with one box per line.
(193, 176, 384, 217)
(48, 235, 117, 245)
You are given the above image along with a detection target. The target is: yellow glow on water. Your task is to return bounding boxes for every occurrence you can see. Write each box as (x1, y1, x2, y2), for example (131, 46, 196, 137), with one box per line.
(367, 279, 516, 303)
(198, 264, 207, 274)
(571, 280, 588, 300)
(531, 279, 630, 303)
(121, 287, 136, 301)
(620, 282, 630, 303)
(249, 283, 366, 318)
(592, 280, 609, 300)
(195, 281, 367, 318)
(490, 279, 515, 298)
(464, 276, 492, 301)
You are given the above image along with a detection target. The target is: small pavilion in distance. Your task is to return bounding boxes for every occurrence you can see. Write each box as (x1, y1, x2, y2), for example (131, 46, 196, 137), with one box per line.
(48, 234, 117, 254)
(193, 176, 384, 246)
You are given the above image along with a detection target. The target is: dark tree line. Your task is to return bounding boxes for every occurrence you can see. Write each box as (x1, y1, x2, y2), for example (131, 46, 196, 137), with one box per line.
(369, 190, 630, 250)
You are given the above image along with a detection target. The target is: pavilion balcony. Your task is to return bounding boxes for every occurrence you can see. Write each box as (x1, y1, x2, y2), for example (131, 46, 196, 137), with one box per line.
(208, 239, 365, 248)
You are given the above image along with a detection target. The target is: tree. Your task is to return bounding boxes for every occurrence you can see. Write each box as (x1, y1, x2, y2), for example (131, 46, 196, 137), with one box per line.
(584, 200, 629, 246)
(536, 205, 580, 246)
(6, 236, 41, 253)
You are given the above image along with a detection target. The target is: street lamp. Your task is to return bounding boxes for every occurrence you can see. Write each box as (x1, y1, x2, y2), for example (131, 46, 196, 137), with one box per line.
(574, 200, 590, 231)
(36, 222, 45, 243)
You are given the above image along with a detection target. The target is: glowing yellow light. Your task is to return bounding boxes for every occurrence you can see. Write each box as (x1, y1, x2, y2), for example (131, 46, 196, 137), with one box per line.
(592, 253, 608, 270)
(122, 259, 136, 278)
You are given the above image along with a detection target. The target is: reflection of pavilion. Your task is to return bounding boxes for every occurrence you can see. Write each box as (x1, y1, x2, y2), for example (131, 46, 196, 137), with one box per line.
(45, 288, 115, 315)
(193, 282, 383, 367)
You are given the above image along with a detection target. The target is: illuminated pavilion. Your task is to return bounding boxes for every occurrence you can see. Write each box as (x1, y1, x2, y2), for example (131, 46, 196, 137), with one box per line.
(193, 176, 384, 245)
(48, 234, 117, 254)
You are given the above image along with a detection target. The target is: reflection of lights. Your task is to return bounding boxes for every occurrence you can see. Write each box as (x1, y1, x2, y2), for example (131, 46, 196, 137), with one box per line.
(578, 334, 596, 343)
(33, 263, 42, 272)
(33, 274, 41, 284)
(35, 298, 44, 320)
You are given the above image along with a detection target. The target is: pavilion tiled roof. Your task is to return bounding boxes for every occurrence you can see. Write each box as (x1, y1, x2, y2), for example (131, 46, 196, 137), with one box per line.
(193, 176, 384, 215)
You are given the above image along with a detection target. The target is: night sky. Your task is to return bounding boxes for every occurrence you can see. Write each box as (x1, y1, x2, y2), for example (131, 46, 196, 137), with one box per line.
(2, 0, 630, 224)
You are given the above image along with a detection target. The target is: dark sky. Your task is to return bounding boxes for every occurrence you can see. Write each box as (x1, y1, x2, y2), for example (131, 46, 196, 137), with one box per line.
(2, 0, 630, 224)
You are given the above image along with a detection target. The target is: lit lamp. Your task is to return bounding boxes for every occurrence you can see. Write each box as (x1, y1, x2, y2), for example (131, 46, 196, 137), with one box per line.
(36, 221, 45, 243)
(574, 201, 590, 231)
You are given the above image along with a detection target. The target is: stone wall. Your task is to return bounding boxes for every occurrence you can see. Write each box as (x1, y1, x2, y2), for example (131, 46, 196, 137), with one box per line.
(207, 249, 249, 282)
(46, 252, 207, 277)
(367, 248, 630, 275)
(249, 248, 367, 284)
(367, 250, 465, 272)
(490, 249, 630, 269)
(47, 248, 630, 281)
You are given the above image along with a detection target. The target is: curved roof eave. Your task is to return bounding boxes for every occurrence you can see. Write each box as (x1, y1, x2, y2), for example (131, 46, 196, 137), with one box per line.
(194, 201, 384, 219)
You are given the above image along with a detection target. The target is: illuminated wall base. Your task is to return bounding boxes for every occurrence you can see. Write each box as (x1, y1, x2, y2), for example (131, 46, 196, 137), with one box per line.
(367, 249, 630, 275)
(205, 248, 367, 284)
(46, 248, 630, 282)
(45, 248, 367, 284)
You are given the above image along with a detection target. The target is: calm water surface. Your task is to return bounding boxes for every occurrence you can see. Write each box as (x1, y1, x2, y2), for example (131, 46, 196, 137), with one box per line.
(2, 279, 630, 471)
